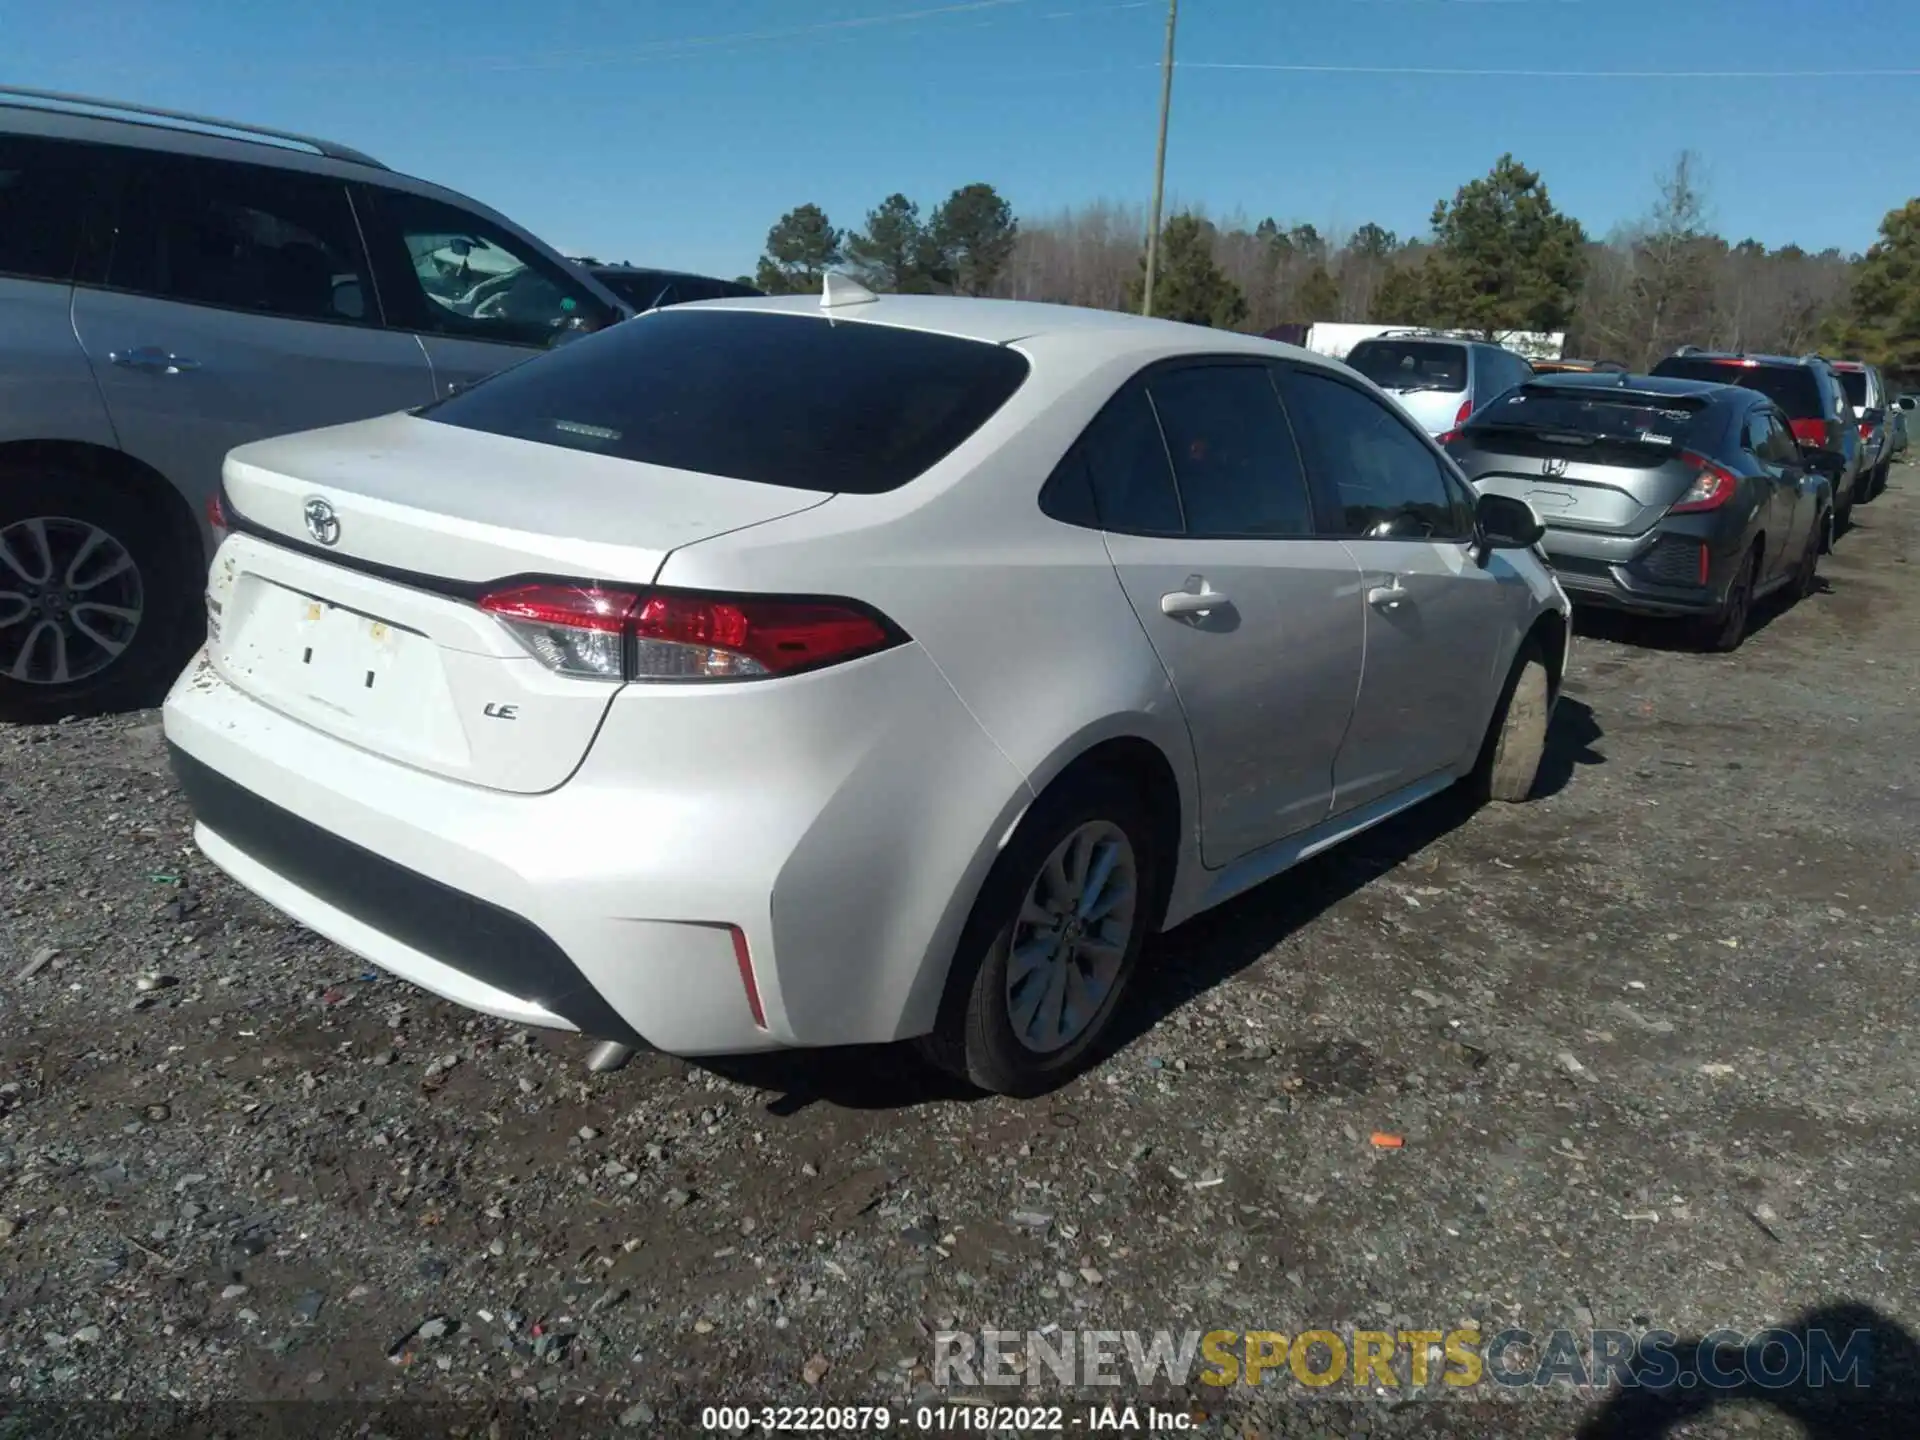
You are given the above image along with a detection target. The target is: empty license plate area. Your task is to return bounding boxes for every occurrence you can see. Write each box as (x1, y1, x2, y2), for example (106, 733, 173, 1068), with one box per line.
(218, 574, 471, 765)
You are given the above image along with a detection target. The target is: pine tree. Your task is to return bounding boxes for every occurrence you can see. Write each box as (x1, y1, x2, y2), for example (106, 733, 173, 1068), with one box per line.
(929, 183, 1019, 296)
(1130, 214, 1248, 329)
(1422, 155, 1586, 335)
(754, 204, 844, 295)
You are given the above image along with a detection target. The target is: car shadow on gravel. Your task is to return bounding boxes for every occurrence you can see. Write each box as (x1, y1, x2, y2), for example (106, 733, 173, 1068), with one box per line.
(1573, 1300, 1920, 1439)
(1571, 581, 1822, 653)
(702, 698, 1604, 1114)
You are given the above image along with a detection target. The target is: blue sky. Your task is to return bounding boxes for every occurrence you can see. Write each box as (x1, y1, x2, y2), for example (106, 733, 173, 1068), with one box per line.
(6, 0, 1919, 277)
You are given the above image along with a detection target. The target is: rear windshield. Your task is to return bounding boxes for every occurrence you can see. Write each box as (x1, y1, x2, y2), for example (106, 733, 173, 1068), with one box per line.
(1651, 357, 1822, 418)
(1344, 341, 1467, 394)
(421, 308, 1031, 494)
(1463, 387, 1711, 450)
(1836, 369, 1869, 407)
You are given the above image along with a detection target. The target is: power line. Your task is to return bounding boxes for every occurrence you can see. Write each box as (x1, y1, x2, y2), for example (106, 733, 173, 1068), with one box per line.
(1179, 61, 1920, 79)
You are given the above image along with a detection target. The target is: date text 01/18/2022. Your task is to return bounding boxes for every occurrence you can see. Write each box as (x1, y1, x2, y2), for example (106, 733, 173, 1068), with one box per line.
(699, 1403, 1196, 1432)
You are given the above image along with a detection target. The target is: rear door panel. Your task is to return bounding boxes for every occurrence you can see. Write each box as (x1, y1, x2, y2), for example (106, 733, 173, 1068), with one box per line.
(70, 153, 435, 523)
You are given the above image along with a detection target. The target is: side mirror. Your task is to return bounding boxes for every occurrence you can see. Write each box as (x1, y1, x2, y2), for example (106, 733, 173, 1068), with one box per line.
(1475, 492, 1545, 554)
(1801, 447, 1846, 480)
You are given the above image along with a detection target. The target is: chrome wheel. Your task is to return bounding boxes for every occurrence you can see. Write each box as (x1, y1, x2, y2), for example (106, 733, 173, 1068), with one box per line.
(0, 516, 145, 686)
(1003, 820, 1137, 1054)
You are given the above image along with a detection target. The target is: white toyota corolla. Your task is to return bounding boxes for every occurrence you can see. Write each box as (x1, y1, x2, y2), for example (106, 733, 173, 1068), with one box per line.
(162, 282, 1570, 1096)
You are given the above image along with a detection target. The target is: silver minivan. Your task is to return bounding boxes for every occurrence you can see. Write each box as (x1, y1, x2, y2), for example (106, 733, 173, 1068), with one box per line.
(1342, 331, 1536, 439)
(0, 88, 630, 719)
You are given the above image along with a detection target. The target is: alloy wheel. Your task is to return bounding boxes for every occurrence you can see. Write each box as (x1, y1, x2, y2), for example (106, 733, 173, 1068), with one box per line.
(0, 516, 145, 686)
(1003, 820, 1138, 1054)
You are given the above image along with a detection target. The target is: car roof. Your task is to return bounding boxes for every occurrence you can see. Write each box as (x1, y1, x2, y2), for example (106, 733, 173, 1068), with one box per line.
(687, 292, 1307, 360)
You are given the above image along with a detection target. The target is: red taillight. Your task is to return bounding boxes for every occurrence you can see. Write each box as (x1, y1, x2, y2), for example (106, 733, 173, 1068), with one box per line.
(479, 584, 641, 680)
(1436, 430, 1461, 446)
(1789, 417, 1829, 448)
(206, 493, 229, 543)
(727, 924, 767, 1029)
(1860, 422, 1877, 442)
(1455, 397, 1474, 427)
(1671, 452, 1741, 513)
(628, 592, 896, 680)
(476, 583, 900, 682)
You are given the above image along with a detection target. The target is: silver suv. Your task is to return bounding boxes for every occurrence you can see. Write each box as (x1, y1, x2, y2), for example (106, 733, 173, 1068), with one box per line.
(1342, 331, 1537, 438)
(0, 88, 629, 719)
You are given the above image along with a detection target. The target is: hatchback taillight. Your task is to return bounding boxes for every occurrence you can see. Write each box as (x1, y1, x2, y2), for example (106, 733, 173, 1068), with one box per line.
(477, 583, 903, 682)
(206, 493, 230, 545)
(1671, 452, 1741, 514)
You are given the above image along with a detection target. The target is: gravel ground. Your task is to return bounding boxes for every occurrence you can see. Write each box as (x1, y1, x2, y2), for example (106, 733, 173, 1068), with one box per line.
(1, 466, 1917, 1439)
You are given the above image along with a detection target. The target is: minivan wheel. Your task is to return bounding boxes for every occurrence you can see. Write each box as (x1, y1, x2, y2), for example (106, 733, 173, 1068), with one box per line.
(920, 773, 1158, 1097)
(1467, 639, 1550, 805)
(0, 466, 197, 722)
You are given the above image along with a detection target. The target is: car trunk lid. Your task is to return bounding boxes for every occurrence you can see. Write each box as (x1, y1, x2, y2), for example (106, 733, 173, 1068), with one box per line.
(210, 414, 831, 793)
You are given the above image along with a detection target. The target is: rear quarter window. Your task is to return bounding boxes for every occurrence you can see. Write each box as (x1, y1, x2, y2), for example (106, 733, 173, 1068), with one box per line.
(421, 307, 1031, 493)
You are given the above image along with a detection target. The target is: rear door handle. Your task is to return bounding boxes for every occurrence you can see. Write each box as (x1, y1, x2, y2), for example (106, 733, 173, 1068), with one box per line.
(109, 346, 200, 375)
(1367, 582, 1410, 610)
(1160, 585, 1229, 618)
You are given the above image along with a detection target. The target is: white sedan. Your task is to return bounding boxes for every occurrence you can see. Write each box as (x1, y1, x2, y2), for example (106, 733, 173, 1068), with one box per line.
(162, 281, 1570, 1097)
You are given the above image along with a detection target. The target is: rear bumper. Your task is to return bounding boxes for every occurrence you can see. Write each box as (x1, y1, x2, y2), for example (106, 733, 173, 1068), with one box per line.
(162, 645, 1030, 1055)
(1541, 519, 1743, 617)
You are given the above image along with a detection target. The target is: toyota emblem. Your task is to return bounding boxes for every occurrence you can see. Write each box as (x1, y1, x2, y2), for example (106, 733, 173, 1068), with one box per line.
(303, 497, 341, 546)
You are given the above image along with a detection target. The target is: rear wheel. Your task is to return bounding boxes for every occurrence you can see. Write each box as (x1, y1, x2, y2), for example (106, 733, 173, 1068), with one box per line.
(0, 465, 198, 722)
(1871, 461, 1890, 499)
(1467, 639, 1550, 805)
(920, 773, 1158, 1097)
(1693, 545, 1756, 653)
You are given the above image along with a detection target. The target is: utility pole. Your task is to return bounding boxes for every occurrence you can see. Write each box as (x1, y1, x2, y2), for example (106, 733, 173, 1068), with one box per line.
(1141, 0, 1179, 317)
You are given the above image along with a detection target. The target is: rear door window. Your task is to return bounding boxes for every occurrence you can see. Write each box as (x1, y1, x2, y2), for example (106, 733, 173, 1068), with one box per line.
(422, 307, 1030, 493)
(105, 154, 372, 325)
(1345, 340, 1468, 394)
(1145, 365, 1315, 538)
(1835, 369, 1869, 409)
(1277, 367, 1474, 540)
(0, 135, 98, 283)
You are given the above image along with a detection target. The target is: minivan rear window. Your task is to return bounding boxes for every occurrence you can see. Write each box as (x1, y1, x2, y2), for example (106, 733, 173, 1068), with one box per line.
(1836, 369, 1869, 407)
(1651, 357, 1822, 418)
(1463, 387, 1711, 450)
(421, 308, 1031, 493)
(1344, 341, 1468, 394)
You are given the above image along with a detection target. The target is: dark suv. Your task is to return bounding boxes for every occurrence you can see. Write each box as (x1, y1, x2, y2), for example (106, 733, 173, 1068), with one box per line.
(1650, 348, 1863, 532)
(584, 265, 762, 312)
(1446, 373, 1837, 651)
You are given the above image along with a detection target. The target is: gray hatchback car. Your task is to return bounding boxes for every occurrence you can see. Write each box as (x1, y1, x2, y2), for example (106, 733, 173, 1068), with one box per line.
(0, 88, 630, 719)
(1445, 373, 1837, 651)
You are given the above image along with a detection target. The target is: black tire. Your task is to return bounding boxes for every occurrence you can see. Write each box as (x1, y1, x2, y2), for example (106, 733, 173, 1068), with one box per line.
(1466, 639, 1550, 805)
(0, 464, 201, 723)
(1871, 461, 1890, 499)
(1793, 512, 1826, 601)
(919, 771, 1160, 1098)
(1693, 544, 1756, 654)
